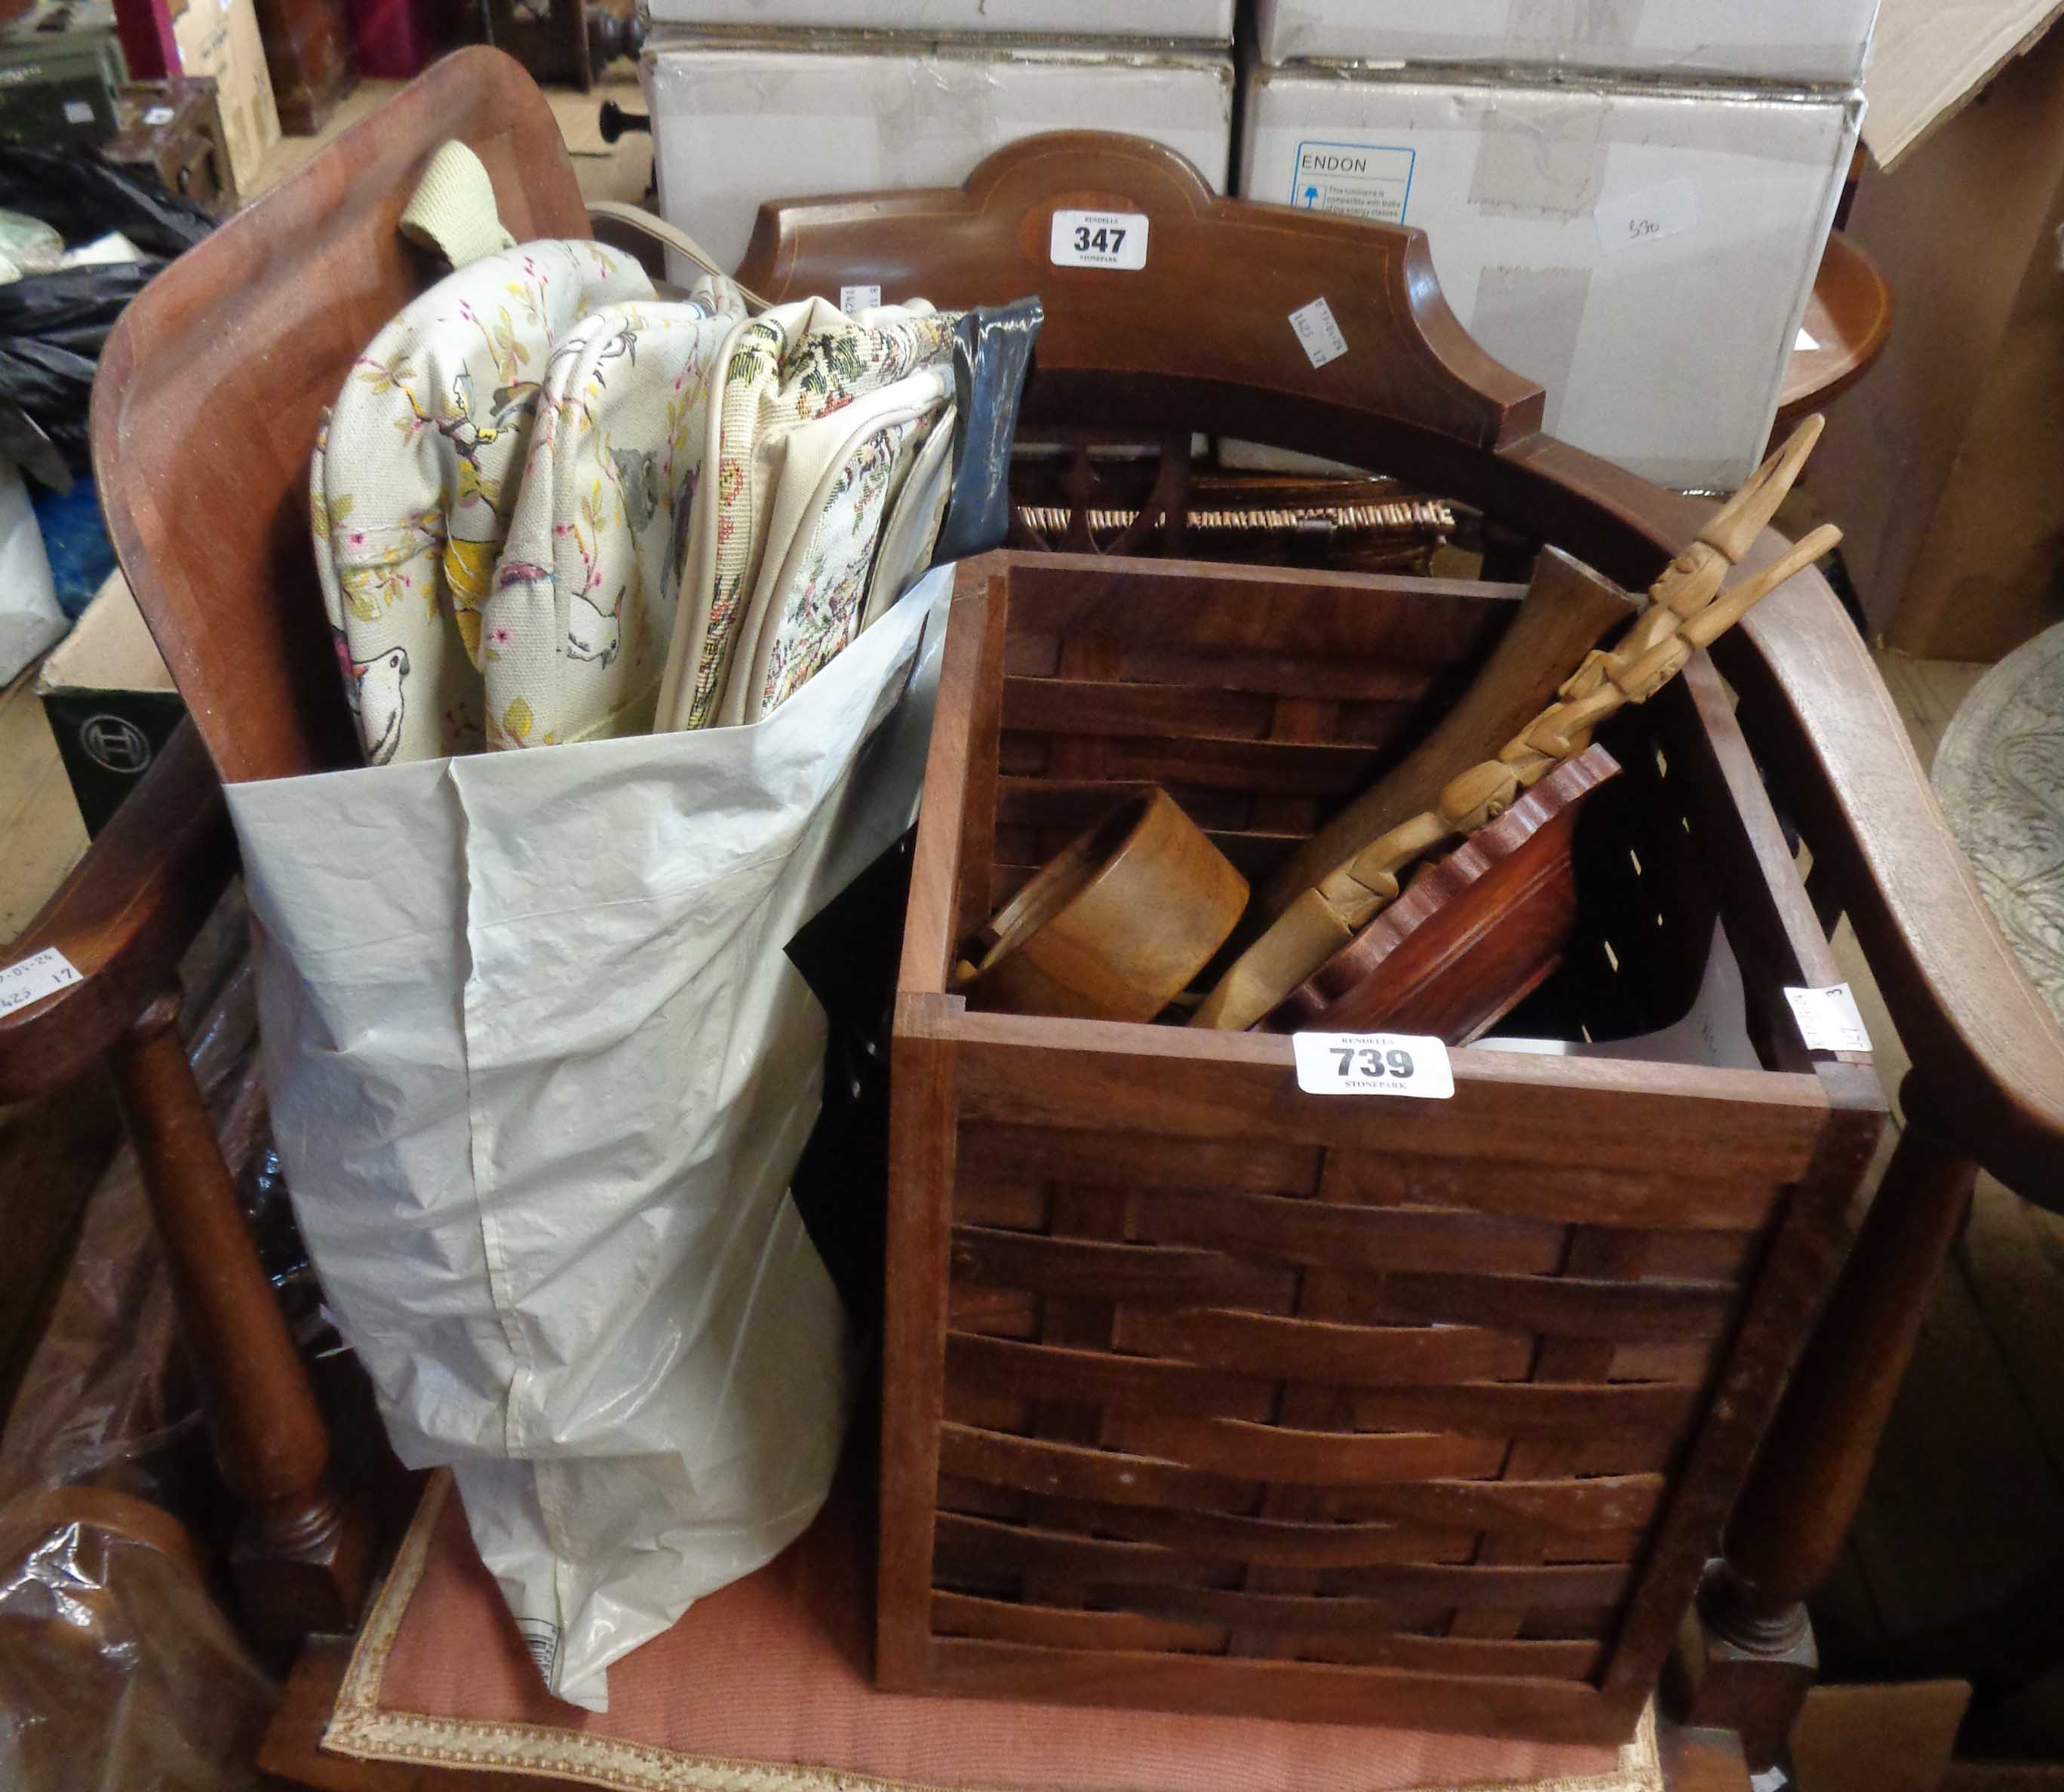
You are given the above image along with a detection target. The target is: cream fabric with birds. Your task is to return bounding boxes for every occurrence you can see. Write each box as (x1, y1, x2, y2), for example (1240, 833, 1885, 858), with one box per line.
(488, 287, 745, 748)
(318, 200, 955, 762)
(313, 240, 656, 764)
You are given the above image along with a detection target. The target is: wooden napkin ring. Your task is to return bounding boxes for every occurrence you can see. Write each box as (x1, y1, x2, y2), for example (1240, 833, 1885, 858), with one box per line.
(954, 788, 1249, 1023)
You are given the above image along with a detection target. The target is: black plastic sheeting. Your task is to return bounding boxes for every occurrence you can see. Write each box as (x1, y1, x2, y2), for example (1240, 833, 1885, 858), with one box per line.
(0, 150, 213, 483)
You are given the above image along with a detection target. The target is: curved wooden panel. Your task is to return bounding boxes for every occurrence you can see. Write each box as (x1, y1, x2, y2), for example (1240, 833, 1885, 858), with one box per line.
(737, 132, 1543, 459)
(91, 48, 591, 784)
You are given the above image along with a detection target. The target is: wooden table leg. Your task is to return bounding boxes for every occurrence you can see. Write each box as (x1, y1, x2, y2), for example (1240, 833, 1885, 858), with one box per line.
(109, 989, 369, 1657)
(1673, 1074, 1978, 1771)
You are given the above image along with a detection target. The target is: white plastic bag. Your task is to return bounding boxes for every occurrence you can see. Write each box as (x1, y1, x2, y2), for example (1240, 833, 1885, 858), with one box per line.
(224, 567, 952, 1711)
(0, 457, 64, 683)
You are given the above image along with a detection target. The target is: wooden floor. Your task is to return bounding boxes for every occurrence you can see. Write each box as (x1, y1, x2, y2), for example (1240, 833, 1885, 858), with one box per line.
(2, 66, 2061, 1772)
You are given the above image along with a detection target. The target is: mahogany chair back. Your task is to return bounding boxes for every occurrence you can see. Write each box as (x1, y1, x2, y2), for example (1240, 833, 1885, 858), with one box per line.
(736, 132, 1710, 588)
(89, 47, 593, 787)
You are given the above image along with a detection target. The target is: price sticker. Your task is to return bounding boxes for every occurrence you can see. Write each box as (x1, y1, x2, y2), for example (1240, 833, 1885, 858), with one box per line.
(839, 283, 881, 314)
(1288, 296, 1348, 369)
(0, 947, 81, 1017)
(1049, 208, 1149, 271)
(1783, 983, 1872, 1054)
(1595, 177, 1698, 255)
(1293, 1030, 1454, 1099)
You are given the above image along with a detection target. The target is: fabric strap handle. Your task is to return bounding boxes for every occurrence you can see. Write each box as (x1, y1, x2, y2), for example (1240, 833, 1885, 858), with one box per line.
(398, 142, 518, 268)
(585, 199, 769, 312)
(398, 143, 769, 313)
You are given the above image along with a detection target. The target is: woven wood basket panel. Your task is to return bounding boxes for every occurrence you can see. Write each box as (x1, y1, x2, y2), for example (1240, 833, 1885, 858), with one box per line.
(884, 554, 1879, 1744)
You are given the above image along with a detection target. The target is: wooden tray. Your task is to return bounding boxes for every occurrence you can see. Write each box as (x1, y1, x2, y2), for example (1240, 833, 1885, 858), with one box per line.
(884, 551, 1879, 1744)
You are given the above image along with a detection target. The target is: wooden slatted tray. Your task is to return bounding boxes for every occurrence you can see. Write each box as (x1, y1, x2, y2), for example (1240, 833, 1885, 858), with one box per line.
(885, 551, 1884, 1744)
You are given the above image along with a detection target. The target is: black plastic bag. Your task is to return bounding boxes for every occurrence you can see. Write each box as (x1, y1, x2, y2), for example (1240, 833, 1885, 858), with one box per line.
(0, 146, 212, 259)
(0, 263, 158, 478)
(0, 154, 210, 483)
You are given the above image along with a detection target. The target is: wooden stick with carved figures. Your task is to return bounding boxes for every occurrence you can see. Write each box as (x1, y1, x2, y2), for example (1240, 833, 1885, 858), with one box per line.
(1190, 417, 1840, 1033)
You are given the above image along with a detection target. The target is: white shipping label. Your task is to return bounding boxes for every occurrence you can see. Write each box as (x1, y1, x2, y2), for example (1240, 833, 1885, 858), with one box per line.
(63, 100, 94, 124)
(1783, 983, 1872, 1054)
(0, 946, 81, 1017)
(1288, 296, 1348, 370)
(1290, 140, 1414, 224)
(1595, 177, 1699, 254)
(839, 284, 880, 314)
(143, 104, 177, 126)
(1293, 1032, 1455, 1099)
(1049, 209, 1148, 272)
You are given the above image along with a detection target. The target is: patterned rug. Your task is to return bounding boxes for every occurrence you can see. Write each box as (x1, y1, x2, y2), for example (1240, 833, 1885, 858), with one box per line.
(1933, 624, 2064, 1020)
(321, 1472, 1663, 1792)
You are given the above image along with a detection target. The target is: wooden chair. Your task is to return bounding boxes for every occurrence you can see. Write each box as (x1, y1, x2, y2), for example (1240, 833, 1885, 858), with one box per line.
(733, 135, 2064, 1770)
(0, 51, 2055, 1786)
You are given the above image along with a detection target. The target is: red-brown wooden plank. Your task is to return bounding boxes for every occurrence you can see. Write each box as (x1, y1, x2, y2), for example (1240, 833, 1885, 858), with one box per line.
(1126, 1183, 1571, 1275)
(948, 1018, 1828, 1183)
(1002, 676, 1282, 742)
(1322, 1270, 1737, 1342)
(950, 1227, 1297, 1309)
(932, 1590, 1225, 1655)
(954, 1329, 1690, 1436)
(947, 1333, 1272, 1418)
(1109, 1415, 1508, 1485)
(1326, 1148, 1781, 1233)
(1116, 1308, 1534, 1387)
(936, 1422, 1666, 1533)
(960, 1122, 1322, 1200)
(925, 1637, 1631, 1741)
(1029, 1496, 1482, 1567)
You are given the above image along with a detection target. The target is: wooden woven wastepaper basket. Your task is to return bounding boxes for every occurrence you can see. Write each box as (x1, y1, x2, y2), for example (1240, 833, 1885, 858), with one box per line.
(883, 550, 1883, 1744)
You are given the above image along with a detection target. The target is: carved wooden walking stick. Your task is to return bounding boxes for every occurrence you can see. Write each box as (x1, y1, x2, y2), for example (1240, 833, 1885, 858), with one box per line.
(1192, 416, 1842, 1033)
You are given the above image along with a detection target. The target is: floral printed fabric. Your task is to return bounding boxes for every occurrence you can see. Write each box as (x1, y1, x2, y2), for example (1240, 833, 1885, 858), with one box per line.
(732, 372, 951, 726)
(320, 241, 953, 761)
(488, 289, 743, 749)
(659, 298, 958, 731)
(313, 241, 653, 764)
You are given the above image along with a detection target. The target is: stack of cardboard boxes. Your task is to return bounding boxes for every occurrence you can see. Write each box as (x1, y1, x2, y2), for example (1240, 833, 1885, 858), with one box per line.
(639, 2, 1236, 281)
(1235, 2, 1879, 488)
(642, 2, 1875, 494)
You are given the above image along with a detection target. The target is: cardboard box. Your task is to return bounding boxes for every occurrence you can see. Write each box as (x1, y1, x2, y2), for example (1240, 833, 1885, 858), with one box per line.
(1863, 0, 2064, 167)
(1252, 0, 1881, 88)
(1810, 15, 2064, 658)
(35, 573, 186, 838)
(644, 0, 1233, 40)
(1234, 67, 1860, 490)
(645, 38, 1233, 276)
(172, 0, 280, 198)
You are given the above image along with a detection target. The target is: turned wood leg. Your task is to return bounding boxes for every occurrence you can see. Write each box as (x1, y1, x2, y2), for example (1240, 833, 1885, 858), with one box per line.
(1675, 1074, 1977, 1770)
(108, 990, 370, 1656)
